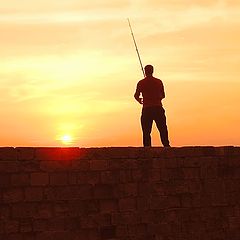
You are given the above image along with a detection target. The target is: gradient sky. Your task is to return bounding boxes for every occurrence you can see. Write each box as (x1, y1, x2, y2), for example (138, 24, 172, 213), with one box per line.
(1, 0, 239, 147)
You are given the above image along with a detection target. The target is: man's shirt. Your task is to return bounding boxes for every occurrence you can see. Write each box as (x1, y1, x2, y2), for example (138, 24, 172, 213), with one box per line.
(135, 76, 165, 107)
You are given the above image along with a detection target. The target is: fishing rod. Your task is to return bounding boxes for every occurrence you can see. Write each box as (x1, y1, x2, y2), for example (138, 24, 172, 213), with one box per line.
(127, 18, 145, 77)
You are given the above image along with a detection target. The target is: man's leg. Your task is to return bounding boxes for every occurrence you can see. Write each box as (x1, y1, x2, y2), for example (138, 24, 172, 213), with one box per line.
(141, 108, 153, 147)
(155, 107, 170, 147)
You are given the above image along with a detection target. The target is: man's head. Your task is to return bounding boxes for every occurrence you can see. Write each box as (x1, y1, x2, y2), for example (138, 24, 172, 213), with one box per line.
(144, 65, 154, 76)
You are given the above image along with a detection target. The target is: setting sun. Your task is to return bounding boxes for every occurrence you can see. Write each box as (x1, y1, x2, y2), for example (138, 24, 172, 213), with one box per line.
(60, 135, 73, 145)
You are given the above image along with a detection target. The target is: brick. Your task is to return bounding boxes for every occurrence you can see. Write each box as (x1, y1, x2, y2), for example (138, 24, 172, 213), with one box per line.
(84, 200, 99, 214)
(101, 171, 119, 184)
(5, 220, 19, 233)
(31, 172, 49, 186)
(188, 181, 202, 193)
(25, 187, 43, 201)
(183, 168, 200, 179)
(40, 160, 72, 171)
(167, 195, 181, 208)
(0, 147, 17, 161)
(20, 161, 39, 172)
(50, 172, 68, 185)
(152, 158, 164, 169)
(72, 160, 89, 171)
(166, 168, 184, 180)
(76, 172, 88, 184)
(149, 169, 161, 182)
(11, 173, 30, 186)
(0, 161, 20, 173)
(0, 233, 23, 240)
(3, 188, 24, 203)
(93, 184, 114, 199)
(16, 147, 35, 161)
(122, 212, 142, 224)
(128, 224, 147, 237)
(35, 148, 62, 161)
(182, 157, 202, 167)
(138, 183, 153, 196)
(94, 214, 112, 227)
(44, 185, 92, 201)
(201, 165, 218, 179)
(151, 147, 175, 158)
(149, 196, 168, 210)
(36, 203, 53, 219)
(0, 205, 10, 219)
(137, 197, 149, 211)
(54, 202, 69, 217)
(68, 172, 77, 185)
(119, 170, 132, 183)
(48, 217, 66, 231)
(100, 199, 118, 213)
(64, 217, 81, 231)
(35, 231, 74, 240)
(108, 159, 122, 170)
(0, 174, 10, 187)
(119, 198, 136, 212)
(11, 203, 37, 218)
(90, 160, 108, 171)
(33, 219, 49, 232)
(36, 147, 80, 161)
(88, 228, 101, 240)
(174, 147, 205, 158)
(121, 159, 139, 169)
(20, 219, 32, 233)
(132, 169, 145, 181)
(68, 200, 94, 216)
(100, 226, 116, 240)
(60, 147, 81, 161)
(152, 183, 165, 196)
(21, 233, 37, 240)
(81, 215, 98, 228)
(125, 183, 138, 197)
(116, 225, 128, 237)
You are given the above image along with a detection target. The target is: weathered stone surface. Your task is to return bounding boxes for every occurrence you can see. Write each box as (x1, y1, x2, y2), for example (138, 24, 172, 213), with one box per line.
(0, 146, 239, 240)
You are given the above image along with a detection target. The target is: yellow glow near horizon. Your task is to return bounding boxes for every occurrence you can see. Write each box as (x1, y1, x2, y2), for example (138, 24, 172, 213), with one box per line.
(60, 135, 73, 145)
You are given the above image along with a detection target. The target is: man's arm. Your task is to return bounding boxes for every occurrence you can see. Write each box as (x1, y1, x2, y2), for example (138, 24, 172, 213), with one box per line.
(134, 83, 143, 104)
(160, 81, 165, 100)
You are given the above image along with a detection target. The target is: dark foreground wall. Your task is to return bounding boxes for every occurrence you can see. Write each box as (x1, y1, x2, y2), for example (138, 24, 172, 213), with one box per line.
(0, 146, 240, 240)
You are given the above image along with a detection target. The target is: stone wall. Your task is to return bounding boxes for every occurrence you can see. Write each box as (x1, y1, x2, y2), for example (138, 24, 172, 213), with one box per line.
(0, 146, 240, 240)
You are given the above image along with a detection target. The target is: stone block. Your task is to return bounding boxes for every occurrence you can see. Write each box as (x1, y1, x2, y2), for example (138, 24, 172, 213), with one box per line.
(25, 187, 43, 202)
(11, 203, 37, 218)
(100, 226, 116, 240)
(119, 198, 136, 212)
(16, 147, 35, 161)
(31, 172, 49, 186)
(0, 161, 20, 173)
(50, 172, 68, 185)
(11, 173, 30, 186)
(93, 184, 114, 199)
(90, 160, 108, 171)
(100, 199, 118, 213)
(0, 174, 10, 187)
(72, 160, 89, 171)
(3, 188, 24, 203)
(0, 147, 17, 161)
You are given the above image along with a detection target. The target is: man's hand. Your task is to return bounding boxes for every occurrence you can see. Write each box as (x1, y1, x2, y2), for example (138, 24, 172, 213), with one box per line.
(134, 86, 143, 104)
(137, 98, 143, 104)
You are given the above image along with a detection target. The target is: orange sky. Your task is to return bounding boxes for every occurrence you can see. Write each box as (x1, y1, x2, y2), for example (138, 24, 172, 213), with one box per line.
(1, 0, 240, 147)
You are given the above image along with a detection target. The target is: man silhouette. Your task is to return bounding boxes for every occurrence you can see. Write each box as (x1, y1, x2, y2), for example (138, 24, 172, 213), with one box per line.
(134, 65, 170, 147)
